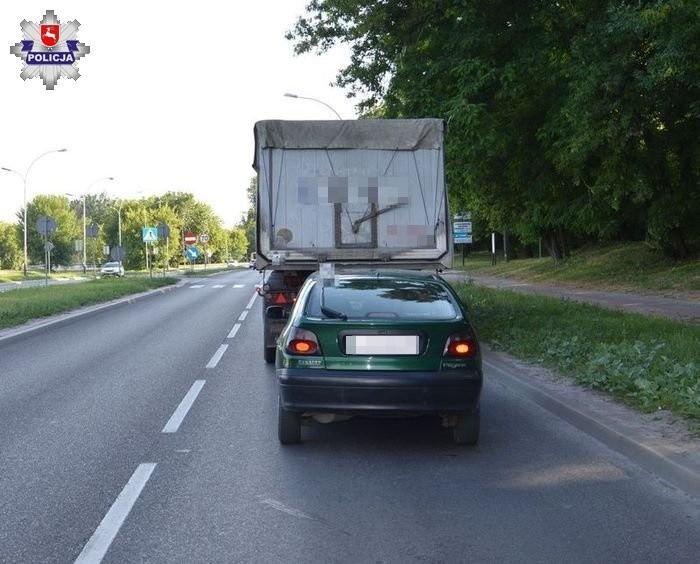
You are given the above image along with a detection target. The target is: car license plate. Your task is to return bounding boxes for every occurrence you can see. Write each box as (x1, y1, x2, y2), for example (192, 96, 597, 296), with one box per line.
(346, 335, 419, 355)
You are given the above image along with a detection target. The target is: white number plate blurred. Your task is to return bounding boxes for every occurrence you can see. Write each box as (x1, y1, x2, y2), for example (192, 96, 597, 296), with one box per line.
(346, 335, 419, 355)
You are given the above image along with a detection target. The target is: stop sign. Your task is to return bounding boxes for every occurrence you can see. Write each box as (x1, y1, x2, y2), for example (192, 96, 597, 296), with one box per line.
(184, 232, 197, 244)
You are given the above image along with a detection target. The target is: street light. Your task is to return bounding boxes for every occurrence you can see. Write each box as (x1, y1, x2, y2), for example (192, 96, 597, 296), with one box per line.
(109, 201, 123, 266)
(284, 92, 342, 119)
(65, 192, 86, 272)
(2, 148, 68, 276)
(67, 176, 114, 273)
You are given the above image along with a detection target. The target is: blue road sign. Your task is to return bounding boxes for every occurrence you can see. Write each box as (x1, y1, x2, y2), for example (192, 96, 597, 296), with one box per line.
(453, 221, 472, 244)
(142, 227, 158, 243)
(186, 246, 199, 260)
(454, 233, 472, 243)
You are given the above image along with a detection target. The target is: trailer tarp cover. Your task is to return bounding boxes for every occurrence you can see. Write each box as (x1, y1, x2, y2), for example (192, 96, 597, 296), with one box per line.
(254, 119, 444, 170)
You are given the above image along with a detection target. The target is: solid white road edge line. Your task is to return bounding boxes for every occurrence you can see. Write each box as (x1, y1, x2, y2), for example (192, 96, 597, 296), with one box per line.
(74, 463, 157, 564)
(238, 310, 249, 322)
(227, 323, 241, 339)
(206, 344, 229, 369)
(246, 293, 257, 310)
(162, 380, 206, 433)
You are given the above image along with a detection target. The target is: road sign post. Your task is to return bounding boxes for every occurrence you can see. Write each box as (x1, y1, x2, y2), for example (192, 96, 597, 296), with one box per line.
(452, 218, 473, 267)
(199, 234, 210, 270)
(186, 246, 199, 272)
(157, 223, 170, 272)
(36, 216, 57, 284)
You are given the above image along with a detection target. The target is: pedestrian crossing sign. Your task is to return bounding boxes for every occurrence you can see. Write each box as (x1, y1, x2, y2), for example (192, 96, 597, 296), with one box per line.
(142, 227, 158, 242)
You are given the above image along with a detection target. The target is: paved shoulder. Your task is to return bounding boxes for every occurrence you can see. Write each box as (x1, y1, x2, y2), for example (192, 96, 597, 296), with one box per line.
(485, 348, 700, 499)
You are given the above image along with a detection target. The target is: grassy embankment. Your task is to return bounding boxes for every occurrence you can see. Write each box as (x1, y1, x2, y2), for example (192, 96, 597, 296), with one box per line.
(454, 242, 699, 294)
(452, 243, 699, 431)
(0, 277, 178, 329)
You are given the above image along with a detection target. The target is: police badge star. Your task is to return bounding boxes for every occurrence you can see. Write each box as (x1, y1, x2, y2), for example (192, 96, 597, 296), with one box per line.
(10, 10, 90, 90)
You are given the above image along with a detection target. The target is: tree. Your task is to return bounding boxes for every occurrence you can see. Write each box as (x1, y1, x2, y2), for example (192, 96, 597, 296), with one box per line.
(26, 195, 80, 267)
(0, 221, 21, 269)
(228, 227, 248, 261)
(240, 177, 257, 257)
(545, 1, 700, 258)
(288, 0, 700, 258)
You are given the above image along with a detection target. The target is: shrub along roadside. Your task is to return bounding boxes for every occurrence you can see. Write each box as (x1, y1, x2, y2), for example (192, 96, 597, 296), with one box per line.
(0, 278, 178, 330)
(454, 243, 700, 295)
(454, 282, 700, 432)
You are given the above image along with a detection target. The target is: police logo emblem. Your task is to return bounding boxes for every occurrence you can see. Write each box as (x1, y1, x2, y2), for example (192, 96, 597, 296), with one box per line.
(10, 10, 90, 90)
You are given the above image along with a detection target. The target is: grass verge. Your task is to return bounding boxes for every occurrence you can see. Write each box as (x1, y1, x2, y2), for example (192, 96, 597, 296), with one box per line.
(0, 277, 178, 329)
(454, 282, 700, 433)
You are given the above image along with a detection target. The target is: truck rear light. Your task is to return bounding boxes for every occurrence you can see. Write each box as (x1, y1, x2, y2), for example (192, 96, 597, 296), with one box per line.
(443, 334, 478, 358)
(286, 328, 321, 355)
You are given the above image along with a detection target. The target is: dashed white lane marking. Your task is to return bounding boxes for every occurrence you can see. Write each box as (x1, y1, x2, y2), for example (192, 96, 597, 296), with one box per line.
(233, 284, 245, 288)
(245, 293, 257, 310)
(227, 323, 241, 339)
(213, 284, 225, 288)
(75, 463, 157, 564)
(206, 344, 229, 369)
(162, 380, 206, 433)
(190, 284, 205, 289)
(238, 310, 249, 322)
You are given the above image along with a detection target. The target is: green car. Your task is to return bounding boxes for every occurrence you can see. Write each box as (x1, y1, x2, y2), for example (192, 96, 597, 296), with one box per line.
(273, 269, 483, 445)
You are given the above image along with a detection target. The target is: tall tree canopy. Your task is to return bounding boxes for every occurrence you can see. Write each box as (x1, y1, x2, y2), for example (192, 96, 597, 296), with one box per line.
(4, 190, 240, 270)
(288, 0, 700, 258)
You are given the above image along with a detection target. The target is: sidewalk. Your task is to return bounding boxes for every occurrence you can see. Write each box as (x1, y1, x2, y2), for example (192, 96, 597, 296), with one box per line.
(442, 272, 700, 323)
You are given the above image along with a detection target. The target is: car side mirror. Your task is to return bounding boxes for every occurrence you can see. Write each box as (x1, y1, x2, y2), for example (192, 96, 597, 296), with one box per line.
(266, 305, 288, 320)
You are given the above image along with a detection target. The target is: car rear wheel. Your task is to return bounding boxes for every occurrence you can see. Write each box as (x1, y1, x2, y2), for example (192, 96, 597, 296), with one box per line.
(452, 407, 480, 445)
(264, 346, 276, 364)
(278, 396, 301, 444)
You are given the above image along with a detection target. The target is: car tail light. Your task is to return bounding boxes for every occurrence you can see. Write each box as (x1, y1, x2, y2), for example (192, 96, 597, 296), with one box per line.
(285, 327, 321, 355)
(443, 334, 478, 357)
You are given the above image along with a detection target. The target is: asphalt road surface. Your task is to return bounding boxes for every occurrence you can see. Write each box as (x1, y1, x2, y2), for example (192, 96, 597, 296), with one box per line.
(1, 269, 698, 563)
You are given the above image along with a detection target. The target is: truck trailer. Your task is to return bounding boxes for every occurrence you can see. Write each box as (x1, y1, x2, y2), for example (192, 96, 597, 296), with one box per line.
(253, 118, 452, 363)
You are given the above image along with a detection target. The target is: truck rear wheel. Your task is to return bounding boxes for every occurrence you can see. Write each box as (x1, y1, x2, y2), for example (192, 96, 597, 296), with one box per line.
(264, 346, 276, 364)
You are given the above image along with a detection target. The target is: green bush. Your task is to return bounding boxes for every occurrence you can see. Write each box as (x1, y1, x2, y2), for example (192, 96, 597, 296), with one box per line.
(456, 282, 700, 430)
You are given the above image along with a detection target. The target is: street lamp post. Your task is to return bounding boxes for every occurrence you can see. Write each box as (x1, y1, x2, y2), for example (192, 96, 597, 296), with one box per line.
(109, 201, 123, 266)
(65, 193, 87, 272)
(2, 148, 68, 276)
(284, 92, 342, 119)
(115, 205, 123, 247)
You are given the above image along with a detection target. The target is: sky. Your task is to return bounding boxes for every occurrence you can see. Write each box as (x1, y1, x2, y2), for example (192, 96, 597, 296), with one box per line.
(0, 1, 358, 228)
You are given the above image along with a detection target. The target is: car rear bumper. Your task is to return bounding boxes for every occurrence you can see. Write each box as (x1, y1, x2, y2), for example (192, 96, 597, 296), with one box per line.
(278, 368, 482, 415)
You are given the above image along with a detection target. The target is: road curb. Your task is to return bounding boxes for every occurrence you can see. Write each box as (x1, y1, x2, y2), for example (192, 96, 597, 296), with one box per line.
(484, 355, 700, 500)
(0, 281, 186, 345)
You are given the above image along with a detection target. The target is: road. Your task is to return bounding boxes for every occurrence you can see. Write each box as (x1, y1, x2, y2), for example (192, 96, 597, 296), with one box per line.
(1, 268, 698, 563)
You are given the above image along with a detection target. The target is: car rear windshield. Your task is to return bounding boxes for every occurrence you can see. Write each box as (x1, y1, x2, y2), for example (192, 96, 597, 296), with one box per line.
(103, 262, 119, 267)
(304, 278, 460, 321)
